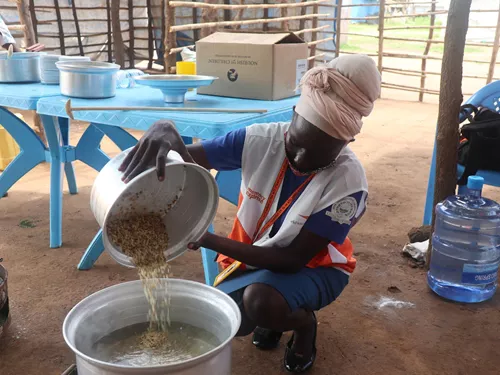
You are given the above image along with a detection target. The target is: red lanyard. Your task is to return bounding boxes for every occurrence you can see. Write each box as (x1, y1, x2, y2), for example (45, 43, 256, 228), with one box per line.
(252, 158, 315, 243)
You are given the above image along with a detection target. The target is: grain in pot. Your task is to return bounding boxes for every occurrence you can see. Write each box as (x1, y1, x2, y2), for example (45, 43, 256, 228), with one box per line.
(107, 211, 171, 346)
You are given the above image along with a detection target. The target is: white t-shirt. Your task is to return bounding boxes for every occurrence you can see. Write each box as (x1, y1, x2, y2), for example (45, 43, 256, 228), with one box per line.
(0, 17, 16, 46)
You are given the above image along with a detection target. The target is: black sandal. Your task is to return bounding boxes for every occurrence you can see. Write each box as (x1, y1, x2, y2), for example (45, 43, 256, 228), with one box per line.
(252, 326, 283, 350)
(283, 312, 317, 373)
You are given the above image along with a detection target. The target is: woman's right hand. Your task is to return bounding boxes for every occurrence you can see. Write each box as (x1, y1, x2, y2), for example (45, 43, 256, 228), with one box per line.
(118, 120, 194, 183)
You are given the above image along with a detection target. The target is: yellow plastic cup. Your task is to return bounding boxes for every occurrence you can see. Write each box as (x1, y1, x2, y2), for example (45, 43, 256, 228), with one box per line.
(176, 62, 197, 92)
(176, 61, 196, 75)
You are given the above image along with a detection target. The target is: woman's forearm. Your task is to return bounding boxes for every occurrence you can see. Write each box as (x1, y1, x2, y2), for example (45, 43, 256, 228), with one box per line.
(201, 233, 301, 273)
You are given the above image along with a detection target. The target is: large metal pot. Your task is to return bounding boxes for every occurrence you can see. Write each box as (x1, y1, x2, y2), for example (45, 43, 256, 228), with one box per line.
(90, 148, 219, 268)
(0, 263, 10, 339)
(63, 279, 241, 375)
(0, 52, 41, 83)
(56, 61, 120, 98)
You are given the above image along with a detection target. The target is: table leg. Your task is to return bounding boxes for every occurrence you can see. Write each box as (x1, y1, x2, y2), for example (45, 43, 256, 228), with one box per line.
(40, 115, 64, 248)
(59, 117, 78, 195)
(78, 229, 105, 270)
(93, 123, 138, 151)
(0, 107, 46, 197)
(75, 124, 109, 172)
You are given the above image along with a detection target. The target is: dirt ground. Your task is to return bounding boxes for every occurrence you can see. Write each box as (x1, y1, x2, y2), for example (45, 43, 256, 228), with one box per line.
(1, 99, 500, 375)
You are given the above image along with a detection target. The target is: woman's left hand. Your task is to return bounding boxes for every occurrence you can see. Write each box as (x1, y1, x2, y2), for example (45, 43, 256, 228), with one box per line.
(187, 232, 212, 250)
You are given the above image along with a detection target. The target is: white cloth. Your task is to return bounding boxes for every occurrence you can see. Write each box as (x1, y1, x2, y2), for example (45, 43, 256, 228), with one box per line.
(0, 17, 16, 46)
(236, 122, 368, 273)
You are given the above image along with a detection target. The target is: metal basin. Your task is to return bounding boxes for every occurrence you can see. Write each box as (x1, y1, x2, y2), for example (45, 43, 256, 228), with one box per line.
(90, 148, 219, 268)
(0, 264, 10, 340)
(56, 61, 120, 98)
(63, 279, 241, 375)
(0, 52, 41, 83)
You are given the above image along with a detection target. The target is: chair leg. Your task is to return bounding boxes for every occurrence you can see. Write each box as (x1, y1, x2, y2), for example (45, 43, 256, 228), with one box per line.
(78, 229, 105, 270)
(201, 224, 219, 286)
(423, 141, 437, 226)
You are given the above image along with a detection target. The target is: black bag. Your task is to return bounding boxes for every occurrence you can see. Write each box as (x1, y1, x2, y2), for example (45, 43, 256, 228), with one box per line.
(457, 104, 500, 186)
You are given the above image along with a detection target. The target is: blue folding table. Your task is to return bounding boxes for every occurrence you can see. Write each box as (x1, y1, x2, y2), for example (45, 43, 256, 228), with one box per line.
(37, 87, 297, 276)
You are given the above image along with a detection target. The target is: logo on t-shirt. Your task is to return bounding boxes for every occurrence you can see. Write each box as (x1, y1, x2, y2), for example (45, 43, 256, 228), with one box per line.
(246, 187, 265, 204)
(326, 197, 358, 225)
(227, 69, 238, 82)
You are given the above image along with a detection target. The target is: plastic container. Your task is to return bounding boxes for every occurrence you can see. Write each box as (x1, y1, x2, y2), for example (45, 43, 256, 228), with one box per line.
(0, 113, 23, 171)
(116, 69, 146, 88)
(428, 176, 500, 303)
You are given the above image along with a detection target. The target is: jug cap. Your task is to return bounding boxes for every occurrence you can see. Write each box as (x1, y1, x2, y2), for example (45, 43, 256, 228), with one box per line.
(467, 176, 484, 191)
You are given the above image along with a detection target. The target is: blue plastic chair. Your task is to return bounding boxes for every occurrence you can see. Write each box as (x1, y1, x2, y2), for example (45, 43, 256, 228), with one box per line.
(201, 169, 242, 285)
(423, 80, 500, 225)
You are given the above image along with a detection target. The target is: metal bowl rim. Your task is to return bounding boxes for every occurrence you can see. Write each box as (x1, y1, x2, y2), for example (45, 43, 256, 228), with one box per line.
(56, 61, 120, 72)
(62, 278, 241, 371)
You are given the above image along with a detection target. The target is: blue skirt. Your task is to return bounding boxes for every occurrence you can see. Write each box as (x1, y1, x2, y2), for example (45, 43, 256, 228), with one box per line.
(217, 267, 349, 312)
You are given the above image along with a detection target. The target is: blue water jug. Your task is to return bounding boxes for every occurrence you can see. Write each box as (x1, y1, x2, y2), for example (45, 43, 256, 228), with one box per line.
(428, 176, 500, 303)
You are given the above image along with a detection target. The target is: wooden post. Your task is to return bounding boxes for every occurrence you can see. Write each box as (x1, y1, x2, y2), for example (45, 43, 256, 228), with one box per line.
(428, 0, 472, 266)
(71, 0, 85, 56)
(161, 0, 166, 66)
(335, 0, 343, 58)
(299, 0, 308, 31)
(419, 0, 436, 102)
(192, 7, 199, 41)
(16, 0, 36, 47)
(53, 0, 65, 55)
(106, 0, 113, 62)
(378, 0, 385, 75)
(165, 0, 177, 73)
(111, 0, 125, 67)
(487, 0, 500, 84)
(309, 5, 319, 69)
(281, 0, 290, 32)
(263, 0, 269, 32)
(28, 0, 38, 43)
(128, 0, 135, 67)
(146, 0, 154, 69)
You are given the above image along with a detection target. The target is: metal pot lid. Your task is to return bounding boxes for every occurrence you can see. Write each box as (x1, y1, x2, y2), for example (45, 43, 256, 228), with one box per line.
(56, 61, 120, 73)
(0, 52, 42, 60)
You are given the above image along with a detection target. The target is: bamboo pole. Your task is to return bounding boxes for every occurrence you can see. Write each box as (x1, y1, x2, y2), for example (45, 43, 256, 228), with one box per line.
(383, 67, 497, 80)
(487, 1, 500, 84)
(378, 0, 385, 76)
(335, 0, 342, 58)
(382, 82, 440, 95)
(308, 37, 334, 46)
(111, 0, 124, 67)
(146, 0, 154, 69)
(128, 0, 135, 68)
(53, 0, 65, 55)
(309, 4, 319, 68)
(428, 0, 472, 266)
(419, 0, 436, 102)
(170, 13, 329, 32)
(295, 24, 330, 35)
(161, 0, 166, 65)
(169, 0, 328, 10)
(165, 0, 177, 73)
(70, 0, 84, 56)
(384, 25, 495, 31)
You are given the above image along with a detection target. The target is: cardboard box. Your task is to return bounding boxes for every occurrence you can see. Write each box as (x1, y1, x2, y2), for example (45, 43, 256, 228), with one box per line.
(196, 32, 308, 101)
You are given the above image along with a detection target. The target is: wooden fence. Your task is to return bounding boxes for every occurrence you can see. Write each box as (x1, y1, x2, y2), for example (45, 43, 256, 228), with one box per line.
(3, 0, 500, 102)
